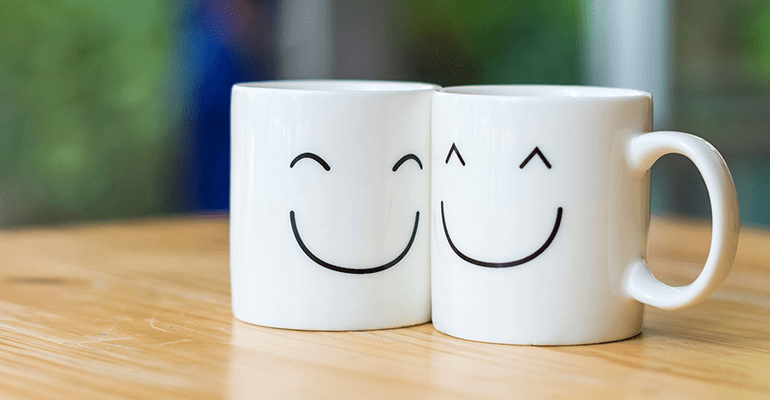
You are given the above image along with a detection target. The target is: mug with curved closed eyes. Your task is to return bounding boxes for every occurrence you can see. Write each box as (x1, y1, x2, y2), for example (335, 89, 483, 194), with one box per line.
(230, 80, 437, 330)
(431, 85, 740, 345)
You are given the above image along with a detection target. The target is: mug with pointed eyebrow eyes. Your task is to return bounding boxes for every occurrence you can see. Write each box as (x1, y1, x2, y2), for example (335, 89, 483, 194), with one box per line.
(230, 80, 438, 330)
(431, 85, 740, 345)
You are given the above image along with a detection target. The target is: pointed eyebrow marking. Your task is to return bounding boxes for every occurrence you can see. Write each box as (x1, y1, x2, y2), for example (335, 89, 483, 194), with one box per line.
(445, 143, 465, 166)
(519, 147, 551, 169)
(392, 154, 423, 171)
(290, 152, 331, 171)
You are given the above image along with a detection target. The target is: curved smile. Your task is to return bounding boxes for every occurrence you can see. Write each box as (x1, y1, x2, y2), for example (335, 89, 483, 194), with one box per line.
(440, 201, 562, 268)
(290, 211, 420, 274)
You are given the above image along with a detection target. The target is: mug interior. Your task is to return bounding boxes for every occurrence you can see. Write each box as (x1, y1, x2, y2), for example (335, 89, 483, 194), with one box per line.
(236, 80, 438, 92)
(442, 85, 649, 99)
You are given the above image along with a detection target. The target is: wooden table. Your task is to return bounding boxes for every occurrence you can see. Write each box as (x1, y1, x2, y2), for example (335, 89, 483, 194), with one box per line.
(1, 216, 768, 399)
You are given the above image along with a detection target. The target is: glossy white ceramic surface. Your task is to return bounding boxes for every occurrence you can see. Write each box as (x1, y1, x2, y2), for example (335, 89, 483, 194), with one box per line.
(231, 80, 437, 330)
(431, 85, 739, 345)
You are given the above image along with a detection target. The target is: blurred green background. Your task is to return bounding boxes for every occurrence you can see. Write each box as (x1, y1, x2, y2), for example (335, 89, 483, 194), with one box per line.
(1, 0, 769, 226)
(0, 0, 181, 224)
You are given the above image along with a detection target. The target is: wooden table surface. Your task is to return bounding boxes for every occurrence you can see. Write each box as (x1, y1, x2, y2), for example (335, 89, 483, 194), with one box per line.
(1, 215, 768, 399)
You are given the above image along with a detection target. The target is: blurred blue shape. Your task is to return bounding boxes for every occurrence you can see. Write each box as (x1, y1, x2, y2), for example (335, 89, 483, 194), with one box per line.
(177, 0, 276, 211)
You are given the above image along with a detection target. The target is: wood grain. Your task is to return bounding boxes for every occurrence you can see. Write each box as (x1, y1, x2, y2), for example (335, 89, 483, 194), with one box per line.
(0, 215, 768, 399)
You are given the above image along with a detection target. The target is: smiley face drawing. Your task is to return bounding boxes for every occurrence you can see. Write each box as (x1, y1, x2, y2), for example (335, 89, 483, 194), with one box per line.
(289, 152, 424, 274)
(440, 143, 563, 268)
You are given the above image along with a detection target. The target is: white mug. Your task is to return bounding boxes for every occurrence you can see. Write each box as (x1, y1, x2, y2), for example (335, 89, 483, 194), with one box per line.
(431, 85, 740, 345)
(230, 80, 437, 330)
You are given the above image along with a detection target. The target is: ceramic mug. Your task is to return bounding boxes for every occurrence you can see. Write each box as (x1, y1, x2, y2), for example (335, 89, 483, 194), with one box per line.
(431, 85, 740, 345)
(230, 80, 437, 330)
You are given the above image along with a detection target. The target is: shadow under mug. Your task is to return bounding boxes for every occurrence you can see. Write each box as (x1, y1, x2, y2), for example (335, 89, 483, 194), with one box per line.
(430, 85, 740, 345)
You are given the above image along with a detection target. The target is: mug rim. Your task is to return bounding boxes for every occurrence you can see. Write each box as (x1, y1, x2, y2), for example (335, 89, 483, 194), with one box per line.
(439, 85, 651, 100)
(233, 79, 440, 93)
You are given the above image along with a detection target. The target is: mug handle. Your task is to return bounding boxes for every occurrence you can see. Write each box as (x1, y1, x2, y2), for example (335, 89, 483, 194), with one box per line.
(624, 131, 740, 310)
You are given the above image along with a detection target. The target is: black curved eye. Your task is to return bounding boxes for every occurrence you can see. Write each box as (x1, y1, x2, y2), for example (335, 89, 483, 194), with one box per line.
(290, 152, 330, 171)
(392, 154, 423, 171)
(445, 143, 465, 166)
(519, 147, 551, 169)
